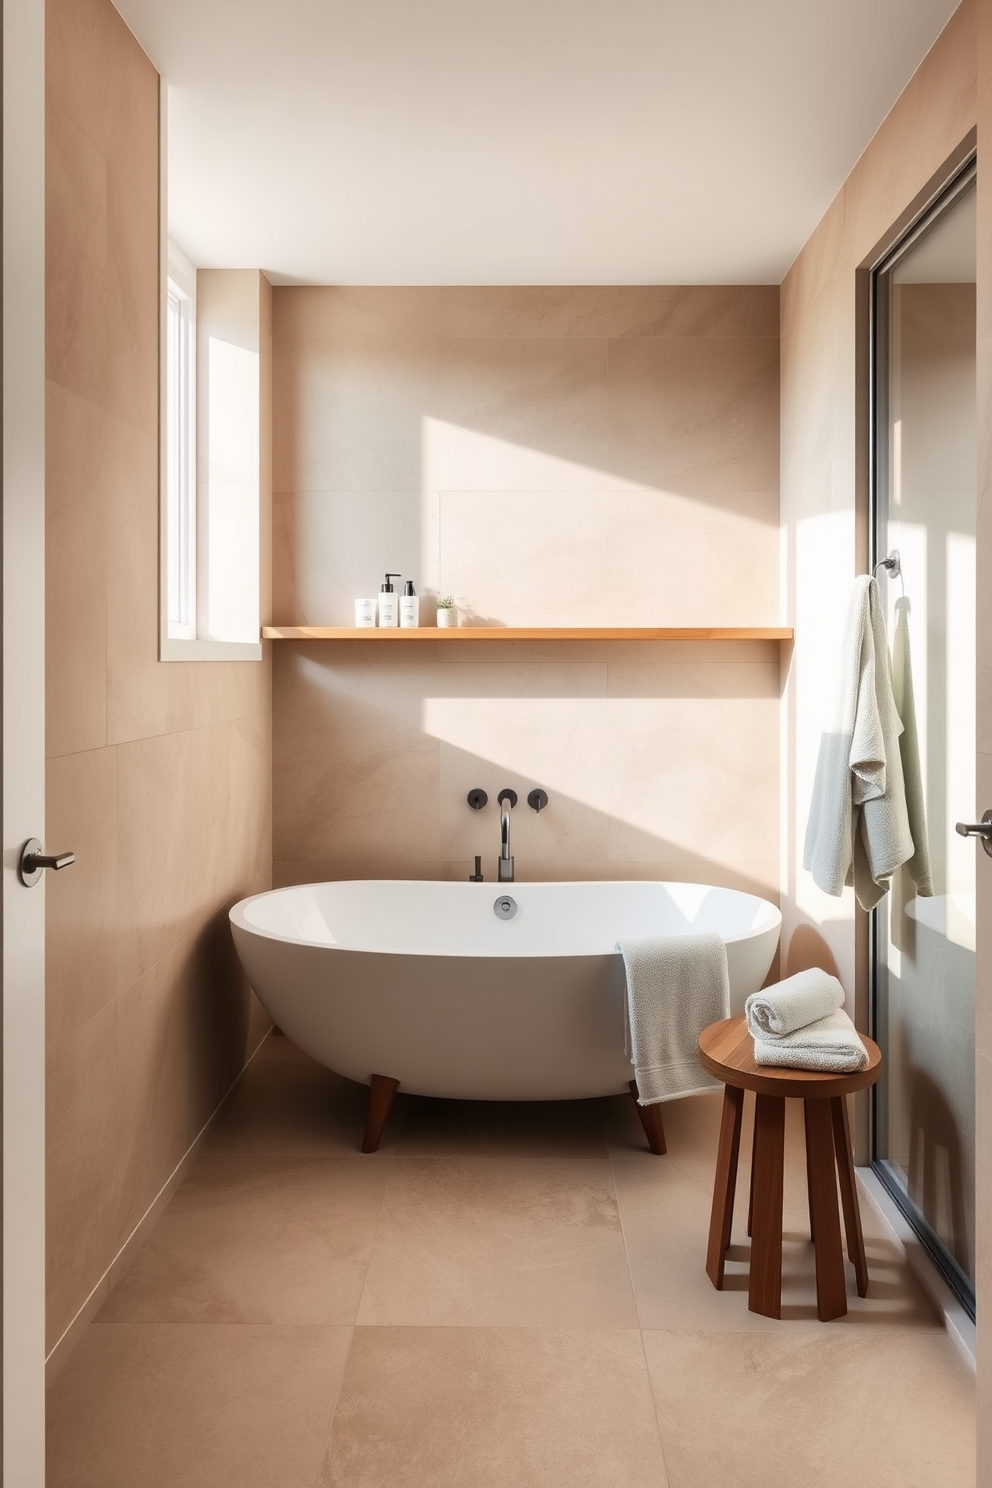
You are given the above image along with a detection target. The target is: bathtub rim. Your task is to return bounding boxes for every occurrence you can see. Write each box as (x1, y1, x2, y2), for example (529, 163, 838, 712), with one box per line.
(229, 877, 783, 960)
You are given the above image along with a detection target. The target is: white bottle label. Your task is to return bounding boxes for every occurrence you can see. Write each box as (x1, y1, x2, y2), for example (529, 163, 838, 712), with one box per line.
(400, 598, 420, 628)
(378, 594, 399, 627)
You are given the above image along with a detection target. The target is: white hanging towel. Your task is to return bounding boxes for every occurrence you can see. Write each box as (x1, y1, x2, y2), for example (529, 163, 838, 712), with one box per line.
(891, 596, 932, 897)
(803, 574, 914, 911)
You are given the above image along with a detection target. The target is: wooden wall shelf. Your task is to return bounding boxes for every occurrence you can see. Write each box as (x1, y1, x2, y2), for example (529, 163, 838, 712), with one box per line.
(262, 625, 793, 642)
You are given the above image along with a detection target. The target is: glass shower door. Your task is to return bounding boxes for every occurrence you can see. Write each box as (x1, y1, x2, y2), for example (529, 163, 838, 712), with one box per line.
(871, 166, 976, 1312)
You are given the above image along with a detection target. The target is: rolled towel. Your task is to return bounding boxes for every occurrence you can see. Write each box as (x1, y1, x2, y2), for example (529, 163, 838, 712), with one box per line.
(745, 968, 845, 1040)
(752, 1008, 868, 1073)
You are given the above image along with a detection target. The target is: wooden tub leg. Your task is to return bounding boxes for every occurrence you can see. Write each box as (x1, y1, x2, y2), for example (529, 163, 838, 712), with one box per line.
(629, 1080, 667, 1155)
(362, 1073, 400, 1153)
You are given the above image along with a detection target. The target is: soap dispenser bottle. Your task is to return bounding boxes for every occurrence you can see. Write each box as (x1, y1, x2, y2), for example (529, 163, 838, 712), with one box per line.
(378, 573, 401, 628)
(400, 580, 420, 629)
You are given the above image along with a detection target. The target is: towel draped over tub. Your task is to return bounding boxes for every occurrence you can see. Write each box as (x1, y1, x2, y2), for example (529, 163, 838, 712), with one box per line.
(617, 933, 730, 1105)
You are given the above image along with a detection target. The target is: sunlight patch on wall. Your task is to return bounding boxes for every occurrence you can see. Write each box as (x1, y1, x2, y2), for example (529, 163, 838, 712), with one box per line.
(420, 415, 779, 628)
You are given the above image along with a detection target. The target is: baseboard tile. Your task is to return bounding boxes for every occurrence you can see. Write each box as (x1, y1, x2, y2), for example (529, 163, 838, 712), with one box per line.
(857, 1166, 976, 1371)
(45, 1024, 273, 1388)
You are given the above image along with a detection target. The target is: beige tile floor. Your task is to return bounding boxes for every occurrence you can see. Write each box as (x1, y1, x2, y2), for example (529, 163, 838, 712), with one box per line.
(47, 1035, 976, 1487)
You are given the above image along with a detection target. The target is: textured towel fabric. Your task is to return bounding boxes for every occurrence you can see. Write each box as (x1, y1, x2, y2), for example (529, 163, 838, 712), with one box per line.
(752, 1008, 868, 1073)
(617, 933, 730, 1105)
(803, 574, 914, 910)
(745, 968, 845, 1040)
(891, 596, 933, 897)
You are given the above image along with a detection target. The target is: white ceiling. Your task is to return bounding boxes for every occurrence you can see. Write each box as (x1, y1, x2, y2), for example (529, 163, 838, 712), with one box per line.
(115, 0, 961, 286)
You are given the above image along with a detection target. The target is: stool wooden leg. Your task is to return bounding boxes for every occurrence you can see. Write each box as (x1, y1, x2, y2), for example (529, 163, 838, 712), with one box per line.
(706, 1084, 744, 1289)
(831, 1094, 869, 1297)
(748, 1094, 785, 1318)
(628, 1080, 667, 1154)
(746, 1120, 756, 1238)
(804, 1110, 816, 1244)
(804, 1098, 847, 1320)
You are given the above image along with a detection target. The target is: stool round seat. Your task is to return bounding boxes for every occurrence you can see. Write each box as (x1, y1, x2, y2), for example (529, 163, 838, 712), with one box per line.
(698, 1015, 881, 1099)
(697, 1015, 881, 1322)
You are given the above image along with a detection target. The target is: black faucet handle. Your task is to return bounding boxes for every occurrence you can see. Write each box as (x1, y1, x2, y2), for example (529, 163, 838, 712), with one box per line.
(467, 788, 488, 811)
(527, 788, 549, 813)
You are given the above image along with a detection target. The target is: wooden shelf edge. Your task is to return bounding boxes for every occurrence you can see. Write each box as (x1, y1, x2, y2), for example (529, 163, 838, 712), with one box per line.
(262, 625, 794, 642)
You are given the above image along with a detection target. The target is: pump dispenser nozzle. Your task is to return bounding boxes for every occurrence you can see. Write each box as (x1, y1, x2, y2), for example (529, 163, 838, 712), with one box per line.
(378, 573, 402, 627)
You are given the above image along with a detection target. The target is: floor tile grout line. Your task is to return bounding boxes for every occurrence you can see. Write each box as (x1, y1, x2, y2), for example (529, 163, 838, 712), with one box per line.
(607, 1127, 675, 1484)
(351, 1142, 400, 1328)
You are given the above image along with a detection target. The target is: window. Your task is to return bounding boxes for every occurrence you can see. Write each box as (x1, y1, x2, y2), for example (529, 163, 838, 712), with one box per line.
(166, 245, 196, 640)
(160, 246, 263, 662)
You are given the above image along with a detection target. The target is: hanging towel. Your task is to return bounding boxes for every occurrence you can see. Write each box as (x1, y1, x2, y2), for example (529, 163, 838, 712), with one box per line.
(752, 1007, 869, 1074)
(803, 574, 914, 910)
(617, 933, 729, 1105)
(891, 596, 933, 897)
(744, 968, 845, 1040)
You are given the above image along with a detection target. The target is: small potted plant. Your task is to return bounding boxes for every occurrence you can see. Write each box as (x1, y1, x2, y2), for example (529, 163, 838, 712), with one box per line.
(436, 595, 458, 628)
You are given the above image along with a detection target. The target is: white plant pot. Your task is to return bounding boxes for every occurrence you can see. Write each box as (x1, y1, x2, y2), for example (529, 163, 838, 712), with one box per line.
(436, 609, 458, 628)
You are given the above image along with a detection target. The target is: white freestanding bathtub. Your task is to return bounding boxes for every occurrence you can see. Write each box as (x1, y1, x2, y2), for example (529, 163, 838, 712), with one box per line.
(230, 880, 781, 1112)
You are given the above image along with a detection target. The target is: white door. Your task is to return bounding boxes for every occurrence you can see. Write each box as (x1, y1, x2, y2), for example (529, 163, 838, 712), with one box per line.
(3, 0, 47, 1480)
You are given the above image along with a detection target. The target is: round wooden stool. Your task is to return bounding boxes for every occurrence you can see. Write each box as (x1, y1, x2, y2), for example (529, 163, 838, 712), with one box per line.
(697, 1015, 881, 1322)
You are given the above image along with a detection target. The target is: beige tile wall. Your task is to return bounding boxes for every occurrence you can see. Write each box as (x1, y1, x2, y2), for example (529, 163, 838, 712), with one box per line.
(271, 287, 781, 895)
(782, 0, 989, 1473)
(45, 0, 272, 1357)
(780, 0, 976, 994)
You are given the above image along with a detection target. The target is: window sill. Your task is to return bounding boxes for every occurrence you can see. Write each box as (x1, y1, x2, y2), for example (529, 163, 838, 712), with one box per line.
(160, 636, 263, 663)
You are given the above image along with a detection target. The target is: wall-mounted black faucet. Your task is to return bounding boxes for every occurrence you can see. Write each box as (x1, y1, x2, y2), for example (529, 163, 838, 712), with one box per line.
(527, 788, 549, 812)
(466, 788, 488, 810)
(497, 789, 517, 883)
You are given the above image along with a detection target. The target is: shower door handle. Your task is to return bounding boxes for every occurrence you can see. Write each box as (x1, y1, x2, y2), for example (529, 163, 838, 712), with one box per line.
(955, 811, 992, 857)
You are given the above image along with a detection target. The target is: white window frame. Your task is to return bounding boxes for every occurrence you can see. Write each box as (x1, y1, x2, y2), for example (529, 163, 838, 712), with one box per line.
(159, 91, 261, 662)
(165, 246, 197, 641)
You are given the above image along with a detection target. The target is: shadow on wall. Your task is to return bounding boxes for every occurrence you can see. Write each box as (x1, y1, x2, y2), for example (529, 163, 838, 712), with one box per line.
(783, 923, 842, 981)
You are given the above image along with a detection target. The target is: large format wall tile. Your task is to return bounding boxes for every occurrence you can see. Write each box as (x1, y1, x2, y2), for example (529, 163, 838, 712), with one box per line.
(116, 725, 232, 990)
(106, 173, 159, 435)
(273, 488, 426, 626)
(274, 335, 441, 492)
(272, 283, 779, 345)
(607, 335, 780, 498)
(432, 337, 610, 492)
(45, 0, 274, 1359)
(46, 381, 110, 757)
(46, 745, 118, 1054)
(45, 100, 108, 414)
(46, 1002, 119, 1353)
(271, 286, 781, 899)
